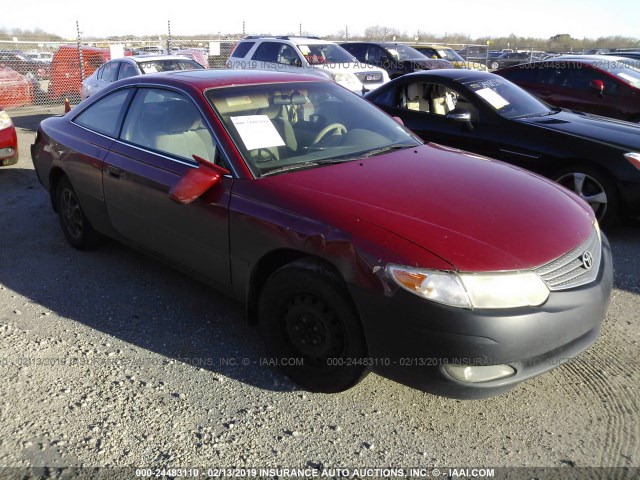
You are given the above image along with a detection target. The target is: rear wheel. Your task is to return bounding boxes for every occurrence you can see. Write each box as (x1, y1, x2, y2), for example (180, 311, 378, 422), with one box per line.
(55, 176, 101, 249)
(258, 260, 368, 393)
(489, 60, 500, 70)
(553, 166, 619, 227)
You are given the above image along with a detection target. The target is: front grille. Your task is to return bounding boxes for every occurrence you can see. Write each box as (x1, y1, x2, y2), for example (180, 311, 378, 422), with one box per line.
(355, 72, 383, 84)
(535, 227, 601, 291)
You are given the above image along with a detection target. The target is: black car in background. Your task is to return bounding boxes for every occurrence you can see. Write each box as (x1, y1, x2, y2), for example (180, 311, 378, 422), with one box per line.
(340, 42, 452, 79)
(365, 70, 640, 226)
(487, 51, 547, 70)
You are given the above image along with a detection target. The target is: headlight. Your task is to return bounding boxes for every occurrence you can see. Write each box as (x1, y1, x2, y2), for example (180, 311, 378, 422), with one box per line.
(624, 152, 640, 171)
(0, 110, 13, 131)
(332, 73, 359, 88)
(387, 265, 549, 309)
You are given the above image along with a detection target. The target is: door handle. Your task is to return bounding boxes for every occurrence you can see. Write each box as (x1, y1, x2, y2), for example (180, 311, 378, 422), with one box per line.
(106, 166, 125, 179)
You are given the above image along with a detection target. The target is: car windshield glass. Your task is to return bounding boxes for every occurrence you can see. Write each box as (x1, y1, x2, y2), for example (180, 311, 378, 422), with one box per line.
(438, 49, 464, 62)
(297, 44, 355, 65)
(138, 59, 203, 73)
(206, 81, 421, 177)
(386, 45, 424, 61)
(593, 59, 640, 87)
(462, 77, 552, 118)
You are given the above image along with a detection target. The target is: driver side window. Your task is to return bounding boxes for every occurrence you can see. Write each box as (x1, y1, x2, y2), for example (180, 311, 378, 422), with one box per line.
(399, 82, 479, 121)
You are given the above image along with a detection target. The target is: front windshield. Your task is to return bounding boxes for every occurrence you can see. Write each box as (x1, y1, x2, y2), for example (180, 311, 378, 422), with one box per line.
(463, 77, 552, 118)
(386, 45, 425, 61)
(138, 59, 203, 73)
(438, 49, 464, 62)
(297, 44, 355, 65)
(206, 81, 421, 177)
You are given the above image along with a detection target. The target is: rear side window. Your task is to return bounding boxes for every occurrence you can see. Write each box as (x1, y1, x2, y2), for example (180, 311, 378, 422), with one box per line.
(252, 42, 282, 62)
(342, 43, 367, 60)
(231, 41, 255, 58)
(118, 62, 138, 80)
(99, 61, 119, 82)
(73, 89, 132, 137)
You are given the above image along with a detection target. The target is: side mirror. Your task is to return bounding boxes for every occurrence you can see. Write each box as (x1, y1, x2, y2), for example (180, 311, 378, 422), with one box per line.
(446, 108, 474, 130)
(169, 155, 230, 205)
(446, 108, 472, 122)
(589, 79, 605, 96)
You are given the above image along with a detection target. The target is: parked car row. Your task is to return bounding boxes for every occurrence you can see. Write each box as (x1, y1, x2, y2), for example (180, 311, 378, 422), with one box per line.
(0, 50, 50, 79)
(31, 69, 613, 400)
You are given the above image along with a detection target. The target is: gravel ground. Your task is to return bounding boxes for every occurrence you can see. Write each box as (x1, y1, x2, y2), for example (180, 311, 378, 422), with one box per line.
(0, 109, 639, 476)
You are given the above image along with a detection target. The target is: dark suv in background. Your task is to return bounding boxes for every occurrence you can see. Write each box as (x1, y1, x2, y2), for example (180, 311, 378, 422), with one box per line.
(340, 42, 452, 79)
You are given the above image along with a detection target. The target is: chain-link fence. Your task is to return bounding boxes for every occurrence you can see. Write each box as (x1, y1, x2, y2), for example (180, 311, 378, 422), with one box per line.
(0, 38, 239, 112)
(2, 35, 638, 113)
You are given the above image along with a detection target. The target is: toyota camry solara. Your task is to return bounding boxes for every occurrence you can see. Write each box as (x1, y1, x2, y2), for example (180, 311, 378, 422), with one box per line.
(31, 70, 613, 398)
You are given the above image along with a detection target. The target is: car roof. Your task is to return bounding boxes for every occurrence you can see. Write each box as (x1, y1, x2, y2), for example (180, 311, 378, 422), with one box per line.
(125, 55, 202, 63)
(116, 68, 326, 89)
(549, 54, 631, 63)
(400, 69, 494, 82)
(242, 36, 333, 45)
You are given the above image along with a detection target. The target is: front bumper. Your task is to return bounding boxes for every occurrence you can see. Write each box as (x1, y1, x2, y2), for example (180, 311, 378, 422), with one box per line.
(350, 236, 613, 399)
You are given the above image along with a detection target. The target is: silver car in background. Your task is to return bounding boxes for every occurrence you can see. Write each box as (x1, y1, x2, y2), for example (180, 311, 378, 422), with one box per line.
(81, 55, 204, 100)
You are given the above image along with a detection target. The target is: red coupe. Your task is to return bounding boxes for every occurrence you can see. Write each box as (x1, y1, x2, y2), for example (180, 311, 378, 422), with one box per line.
(31, 70, 612, 398)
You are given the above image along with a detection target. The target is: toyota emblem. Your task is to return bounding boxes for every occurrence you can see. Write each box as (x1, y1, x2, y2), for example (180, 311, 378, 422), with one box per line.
(581, 251, 594, 270)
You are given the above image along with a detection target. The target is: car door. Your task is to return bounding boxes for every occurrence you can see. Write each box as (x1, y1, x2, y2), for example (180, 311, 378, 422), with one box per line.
(554, 65, 625, 119)
(102, 87, 233, 287)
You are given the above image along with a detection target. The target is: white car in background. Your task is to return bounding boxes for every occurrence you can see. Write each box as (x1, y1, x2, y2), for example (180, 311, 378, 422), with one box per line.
(81, 55, 204, 100)
(226, 36, 389, 93)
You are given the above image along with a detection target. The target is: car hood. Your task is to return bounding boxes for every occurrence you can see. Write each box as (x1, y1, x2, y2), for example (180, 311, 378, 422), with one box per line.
(265, 143, 594, 272)
(519, 109, 640, 150)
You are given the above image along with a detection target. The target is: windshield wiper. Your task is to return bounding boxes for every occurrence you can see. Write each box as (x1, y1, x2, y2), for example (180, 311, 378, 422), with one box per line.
(511, 110, 557, 119)
(261, 158, 353, 177)
(360, 144, 415, 158)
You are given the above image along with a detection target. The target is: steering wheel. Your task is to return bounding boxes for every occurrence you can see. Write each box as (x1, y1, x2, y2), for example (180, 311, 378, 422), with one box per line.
(312, 123, 347, 145)
(252, 148, 277, 163)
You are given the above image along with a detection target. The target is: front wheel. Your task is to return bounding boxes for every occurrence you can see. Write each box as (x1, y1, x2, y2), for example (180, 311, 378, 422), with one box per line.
(258, 260, 368, 393)
(553, 166, 619, 227)
(55, 176, 102, 249)
(489, 61, 500, 70)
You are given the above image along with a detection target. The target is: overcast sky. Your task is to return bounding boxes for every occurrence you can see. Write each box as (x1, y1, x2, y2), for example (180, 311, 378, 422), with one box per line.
(2, 0, 639, 41)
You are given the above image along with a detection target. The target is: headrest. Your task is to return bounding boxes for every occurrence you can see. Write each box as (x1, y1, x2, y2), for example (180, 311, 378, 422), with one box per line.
(407, 83, 423, 99)
(214, 93, 270, 114)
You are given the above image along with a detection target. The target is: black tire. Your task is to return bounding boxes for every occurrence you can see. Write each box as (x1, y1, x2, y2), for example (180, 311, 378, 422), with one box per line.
(55, 176, 102, 249)
(553, 165, 619, 228)
(489, 60, 500, 70)
(258, 260, 368, 393)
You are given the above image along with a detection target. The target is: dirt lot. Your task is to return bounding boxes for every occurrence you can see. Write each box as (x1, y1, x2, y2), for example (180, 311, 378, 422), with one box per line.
(0, 109, 639, 477)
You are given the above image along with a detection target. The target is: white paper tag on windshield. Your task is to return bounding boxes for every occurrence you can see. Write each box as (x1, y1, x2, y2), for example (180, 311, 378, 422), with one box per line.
(230, 115, 285, 151)
(475, 88, 510, 109)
